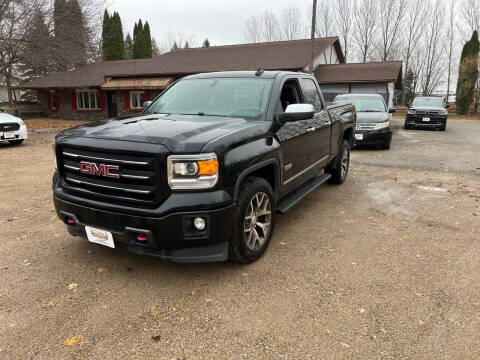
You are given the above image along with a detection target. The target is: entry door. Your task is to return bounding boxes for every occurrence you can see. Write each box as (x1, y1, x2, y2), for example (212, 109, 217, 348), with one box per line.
(275, 77, 319, 188)
(107, 91, 117, 118)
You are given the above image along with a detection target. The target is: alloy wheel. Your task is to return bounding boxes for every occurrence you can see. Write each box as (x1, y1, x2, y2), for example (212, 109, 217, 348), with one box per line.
(244, 192, 272, 251)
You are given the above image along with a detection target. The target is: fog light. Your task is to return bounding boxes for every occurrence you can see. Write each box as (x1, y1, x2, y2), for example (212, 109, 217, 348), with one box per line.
(193, 217, 206, 231)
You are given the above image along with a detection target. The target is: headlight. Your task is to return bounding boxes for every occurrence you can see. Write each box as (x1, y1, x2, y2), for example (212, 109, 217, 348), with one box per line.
(167, 153, 218, 190)
(374, 121, 390, 130)
(440, 109, 448, 115)
(407, 109, 416, 115)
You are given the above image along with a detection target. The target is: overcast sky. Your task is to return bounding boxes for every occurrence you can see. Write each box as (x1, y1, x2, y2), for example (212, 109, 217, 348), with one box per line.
(108, 0, 313, 46)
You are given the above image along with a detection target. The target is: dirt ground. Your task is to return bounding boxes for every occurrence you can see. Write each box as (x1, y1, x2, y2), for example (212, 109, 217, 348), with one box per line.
(1, 119, 479, 359)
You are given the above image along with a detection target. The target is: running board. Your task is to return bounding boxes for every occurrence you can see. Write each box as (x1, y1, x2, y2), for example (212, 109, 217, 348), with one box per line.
(276, 173, 332, 214)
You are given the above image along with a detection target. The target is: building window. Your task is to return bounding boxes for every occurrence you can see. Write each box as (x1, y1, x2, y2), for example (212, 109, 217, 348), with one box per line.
(50, 90, 58, 110)
(77, 89, 101, 110)
(129, 91, 145, 109)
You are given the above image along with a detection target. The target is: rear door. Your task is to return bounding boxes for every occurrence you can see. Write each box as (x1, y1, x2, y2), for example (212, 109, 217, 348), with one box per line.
(275, 76, 319, 188)
(299, 77, 332, 166)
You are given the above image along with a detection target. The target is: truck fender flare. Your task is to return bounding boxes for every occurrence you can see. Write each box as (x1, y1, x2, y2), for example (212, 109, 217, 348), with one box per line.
(233, 158, 281, 202)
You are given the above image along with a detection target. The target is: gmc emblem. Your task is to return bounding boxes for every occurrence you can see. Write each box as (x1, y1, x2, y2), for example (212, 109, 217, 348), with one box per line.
(79, 161, 120, 179)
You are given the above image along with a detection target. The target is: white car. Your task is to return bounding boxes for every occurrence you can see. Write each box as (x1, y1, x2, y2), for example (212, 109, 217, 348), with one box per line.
(0, 110, 27, 145)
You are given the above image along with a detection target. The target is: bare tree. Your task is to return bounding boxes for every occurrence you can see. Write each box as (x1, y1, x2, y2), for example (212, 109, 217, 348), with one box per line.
(402, 0, 427, 77)
(262, 10, 281, 42)
(459, 0, 480, 38)
(446, 0, 457, 101)
(244, 14, 262, 43)
(352, 0, 378, 62)
(280, 6, 303, 40)
(376, 0, 407, 61)
(333, 0, 353, 61)
(419, 0, 447, 95)
(163, 29, 198, 51)
(315, 0, 334, 38)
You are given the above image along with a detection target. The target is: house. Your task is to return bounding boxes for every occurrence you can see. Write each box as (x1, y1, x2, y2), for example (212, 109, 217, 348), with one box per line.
(315, 61, 403, 108)
(19, 37, 402, 120)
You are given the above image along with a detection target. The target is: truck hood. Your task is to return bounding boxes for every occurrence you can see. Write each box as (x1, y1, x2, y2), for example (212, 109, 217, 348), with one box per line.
(356, 112, 389, 123)
(56, 113, 261, 153)
(410, 106, 446, 112)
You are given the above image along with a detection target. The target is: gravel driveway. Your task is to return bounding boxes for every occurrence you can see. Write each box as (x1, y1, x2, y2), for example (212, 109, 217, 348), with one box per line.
(1, 119, 479, 359)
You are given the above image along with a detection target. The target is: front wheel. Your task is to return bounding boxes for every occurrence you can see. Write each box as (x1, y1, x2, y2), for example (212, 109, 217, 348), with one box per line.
(326, 140, 350, 185)
(229, 177, 275, 263)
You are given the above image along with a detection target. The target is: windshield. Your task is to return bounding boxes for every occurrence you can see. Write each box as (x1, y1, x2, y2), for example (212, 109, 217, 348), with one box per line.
(412, 97, 443, 108)
(145, 78, 273, 120)
(335, 96, 386, 112)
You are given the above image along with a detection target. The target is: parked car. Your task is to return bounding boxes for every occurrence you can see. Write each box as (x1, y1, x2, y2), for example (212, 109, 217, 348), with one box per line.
(0, 111, 27, 145)
(52, 71, 356, 263)
(334, 94, 394, 149)
(405, 96, 448, 131)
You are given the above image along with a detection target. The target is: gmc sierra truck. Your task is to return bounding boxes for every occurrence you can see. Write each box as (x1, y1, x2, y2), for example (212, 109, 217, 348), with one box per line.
(52, 71, 356, 263)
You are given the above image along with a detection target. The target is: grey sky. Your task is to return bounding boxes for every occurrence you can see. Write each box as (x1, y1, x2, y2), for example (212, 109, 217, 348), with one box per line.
(108, 0, 313, 46)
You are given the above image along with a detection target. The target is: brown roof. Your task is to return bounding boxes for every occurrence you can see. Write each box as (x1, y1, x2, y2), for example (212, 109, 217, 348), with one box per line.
(315, 61, 403, 89)
(101, 77, 175, 90)
(19, 37, 343, 89)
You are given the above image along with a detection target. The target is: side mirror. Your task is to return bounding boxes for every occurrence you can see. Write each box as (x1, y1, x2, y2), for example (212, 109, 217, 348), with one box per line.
(445, 104, 450, 109)
(277, 104, 314, 124)
(388, 108, 396, 114)
(142, 101, 153, 112)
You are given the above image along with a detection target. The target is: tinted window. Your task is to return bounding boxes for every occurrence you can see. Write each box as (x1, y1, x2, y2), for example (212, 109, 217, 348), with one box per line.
(335, 96, 386, 112)
(412, 97, 443, 107)
(301, 78, 323, 112)
(145, 78, 273, 120)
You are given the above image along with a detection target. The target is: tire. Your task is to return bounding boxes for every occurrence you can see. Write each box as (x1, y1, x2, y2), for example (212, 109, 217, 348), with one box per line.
(404, 123, 410, 130)
(326, 140, 350, 185)
(8, 139, 24, 145)
(229, 177, 275, 263)
(383, 142, 391, 150)
(439, 121, 447, 131)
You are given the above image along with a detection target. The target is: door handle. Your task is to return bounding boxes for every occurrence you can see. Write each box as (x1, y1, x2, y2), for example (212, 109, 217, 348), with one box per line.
(307, 127, 316, 133)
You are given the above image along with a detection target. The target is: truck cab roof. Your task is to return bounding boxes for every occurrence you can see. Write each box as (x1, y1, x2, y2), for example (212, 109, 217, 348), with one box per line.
(183, 70, 309, 80)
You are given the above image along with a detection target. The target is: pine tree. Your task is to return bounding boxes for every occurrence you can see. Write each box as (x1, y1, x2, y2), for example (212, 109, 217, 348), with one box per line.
(456, 31, 480, 114)
(125, 33, 133, 59)
(403, 69, 416, 106)
(64, 0, 87, 68)
(132, 20, 144, 59)
(21, 7, 54, 78)
(144, 22, 152, 58)
(53, 0, 68, 71)
(202, 38, 210, 47)
(101, 10, 111, 60)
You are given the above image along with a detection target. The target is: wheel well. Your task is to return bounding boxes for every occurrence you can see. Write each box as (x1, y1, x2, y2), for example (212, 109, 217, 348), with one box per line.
(343, 127, 354, 147)
(246, 164, 277, 194)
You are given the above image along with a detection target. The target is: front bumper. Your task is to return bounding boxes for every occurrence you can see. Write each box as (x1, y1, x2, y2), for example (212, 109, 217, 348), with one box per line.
(355, 127, 393, 146)
(405, 114, 447, 128)
(54, 192, 236, 263)
(0, 124, 27, 142)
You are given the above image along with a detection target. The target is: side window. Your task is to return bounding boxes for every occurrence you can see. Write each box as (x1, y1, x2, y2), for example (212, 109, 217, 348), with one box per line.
(300, 78, 324, 112)
(278, 79, 302, 112)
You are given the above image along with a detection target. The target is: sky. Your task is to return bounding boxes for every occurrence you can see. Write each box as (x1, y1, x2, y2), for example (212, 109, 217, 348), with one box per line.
(108, 0, 313, 47)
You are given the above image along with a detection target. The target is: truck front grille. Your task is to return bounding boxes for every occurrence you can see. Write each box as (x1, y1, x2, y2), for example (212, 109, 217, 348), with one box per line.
(0, 122, 20, 131)
(60, 147, 160, 206)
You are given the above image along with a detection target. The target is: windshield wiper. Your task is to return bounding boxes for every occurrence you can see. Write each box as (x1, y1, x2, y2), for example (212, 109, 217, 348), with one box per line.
(358, 110, 381, 113)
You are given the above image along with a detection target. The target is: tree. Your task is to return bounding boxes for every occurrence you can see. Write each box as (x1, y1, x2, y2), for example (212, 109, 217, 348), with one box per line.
(376, 0, 407, 61)
(151, 37, 160, 56)
(132, 19, 152, 58)
(280, 6, 303, 40)
(172, 41, 178, 50)
(315, 0, 334, 38)
(202, 38, 210, 47)
(353, 0, 378, 62)
(102, 11, 124, 61)
(64, 0, 87, 68)
(184, 41, 189, 48)
(446, 0, 457, 103)
(333, 0, 353, 61)
(244, 10, 282, 43)
(124, 33, 133, 59)
(144, 21, 152, 58)
(20, 6, 54, 78)
(456, 31, 480, 113)
(403, 68, 416, 106)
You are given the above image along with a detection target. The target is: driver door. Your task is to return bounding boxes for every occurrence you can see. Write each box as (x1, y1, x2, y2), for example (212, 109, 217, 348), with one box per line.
(275, 77, 319, 189)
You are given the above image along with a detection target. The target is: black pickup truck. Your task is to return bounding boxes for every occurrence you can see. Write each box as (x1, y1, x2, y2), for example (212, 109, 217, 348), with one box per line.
(52, 71, 356, 263)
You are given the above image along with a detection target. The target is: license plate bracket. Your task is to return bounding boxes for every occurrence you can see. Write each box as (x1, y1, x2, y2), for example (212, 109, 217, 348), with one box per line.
(4, 132, 15, 139)
(423, 117, 431, 122)
(355, 133, 364, 141)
